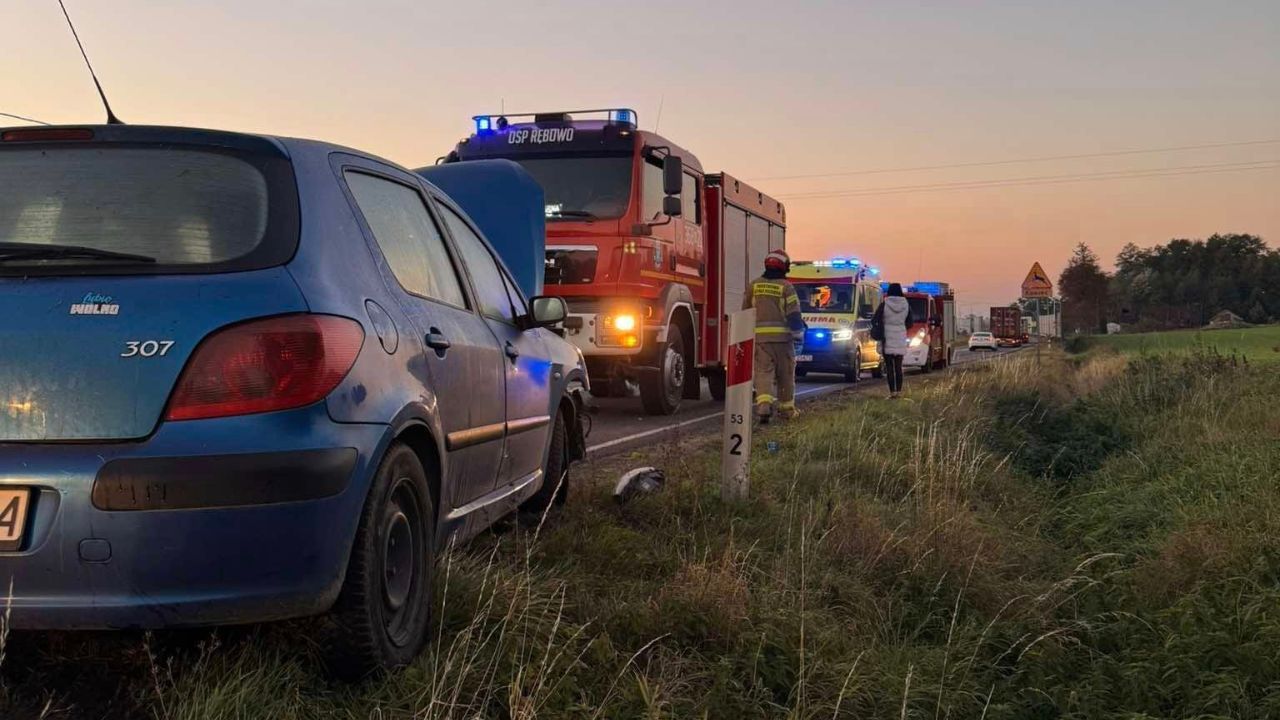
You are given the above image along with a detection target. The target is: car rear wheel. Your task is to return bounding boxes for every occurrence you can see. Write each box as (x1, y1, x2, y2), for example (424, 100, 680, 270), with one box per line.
(871, 360, 884, 379)
(324, 442, 435, 681)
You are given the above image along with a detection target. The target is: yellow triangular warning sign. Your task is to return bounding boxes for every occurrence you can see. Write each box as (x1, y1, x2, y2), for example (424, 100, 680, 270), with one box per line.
(1023, 262, 1052, 288)
(1022, 262, 1053, 298)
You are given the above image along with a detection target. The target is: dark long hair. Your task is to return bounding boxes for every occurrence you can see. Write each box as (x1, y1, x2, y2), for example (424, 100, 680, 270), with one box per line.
(886, 282, 904, 297)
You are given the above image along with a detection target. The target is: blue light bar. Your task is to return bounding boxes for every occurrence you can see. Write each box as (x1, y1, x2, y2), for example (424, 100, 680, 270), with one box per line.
(869, 266, 881, 276)
(610, 109, 634, 125)
(912, 281, 943, 295)
(475, 116, 492, 133)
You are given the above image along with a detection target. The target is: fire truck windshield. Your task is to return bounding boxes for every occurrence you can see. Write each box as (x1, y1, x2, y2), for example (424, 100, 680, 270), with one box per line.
(505, 156, 632, 221)
(796, 283, 855, 312)
(908, 296, 930, 322)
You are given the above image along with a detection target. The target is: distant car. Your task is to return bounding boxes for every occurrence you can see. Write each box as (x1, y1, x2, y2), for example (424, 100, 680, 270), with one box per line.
(968, 332, 998, 351)
(0, 125, 590, 678)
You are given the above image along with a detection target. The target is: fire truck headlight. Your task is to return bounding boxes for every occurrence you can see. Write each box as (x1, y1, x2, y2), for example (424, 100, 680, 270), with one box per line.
(613, 314, 637, 332)
(909, 329, 927, 347)
(832, 329, 854, 341)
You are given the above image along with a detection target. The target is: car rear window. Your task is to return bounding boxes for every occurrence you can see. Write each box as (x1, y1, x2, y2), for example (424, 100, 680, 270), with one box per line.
(0, 145, 295, 275)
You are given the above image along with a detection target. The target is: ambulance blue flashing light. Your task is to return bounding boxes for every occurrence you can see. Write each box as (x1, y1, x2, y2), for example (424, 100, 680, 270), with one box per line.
(811, 257, 864, 269)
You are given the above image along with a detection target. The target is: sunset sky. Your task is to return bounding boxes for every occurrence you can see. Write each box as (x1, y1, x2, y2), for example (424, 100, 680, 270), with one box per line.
(6, 0, 1278, 314)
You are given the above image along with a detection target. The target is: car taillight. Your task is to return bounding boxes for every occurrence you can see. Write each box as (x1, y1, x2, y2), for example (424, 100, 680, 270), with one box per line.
(1, 128, 94, 142)
(166, 315, 364, 421)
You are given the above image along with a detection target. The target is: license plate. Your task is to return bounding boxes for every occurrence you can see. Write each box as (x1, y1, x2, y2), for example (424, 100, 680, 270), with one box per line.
(0, 488, 31, 552)
(796, 354, 813, 362)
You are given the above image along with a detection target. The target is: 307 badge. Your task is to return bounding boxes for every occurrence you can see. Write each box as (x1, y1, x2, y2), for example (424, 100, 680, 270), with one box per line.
(0, 488, 31, 552)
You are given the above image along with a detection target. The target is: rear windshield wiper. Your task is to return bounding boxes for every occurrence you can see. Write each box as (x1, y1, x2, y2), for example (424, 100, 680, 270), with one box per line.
(0, 242, 157, 265)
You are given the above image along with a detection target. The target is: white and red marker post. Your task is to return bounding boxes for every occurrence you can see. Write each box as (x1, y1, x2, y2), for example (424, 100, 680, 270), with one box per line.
(721, 308, 755, 501)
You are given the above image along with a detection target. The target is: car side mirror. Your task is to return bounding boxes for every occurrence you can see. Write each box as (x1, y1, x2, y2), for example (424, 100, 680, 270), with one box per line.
(662, 195, 682, 218)
(529, 296, 568, 328)
(662, 155, 683, 196)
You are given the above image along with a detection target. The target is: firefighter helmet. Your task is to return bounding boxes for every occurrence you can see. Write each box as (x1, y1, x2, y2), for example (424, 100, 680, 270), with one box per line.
(764, 249, 791, 272)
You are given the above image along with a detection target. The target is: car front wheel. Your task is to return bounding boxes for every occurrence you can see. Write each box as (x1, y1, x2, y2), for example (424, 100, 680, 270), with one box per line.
(520, 410, 569, 520)
(324, 442, 435, 681)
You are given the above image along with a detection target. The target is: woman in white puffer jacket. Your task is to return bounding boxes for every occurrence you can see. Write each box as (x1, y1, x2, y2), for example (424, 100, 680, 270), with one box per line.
(873, 283, 914, 398)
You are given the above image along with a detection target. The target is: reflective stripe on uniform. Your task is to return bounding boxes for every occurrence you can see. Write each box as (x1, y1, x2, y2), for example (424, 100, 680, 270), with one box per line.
(755, 327, 791, 334)
(753, 283, 784, 297)
(755, 394, 775, 404)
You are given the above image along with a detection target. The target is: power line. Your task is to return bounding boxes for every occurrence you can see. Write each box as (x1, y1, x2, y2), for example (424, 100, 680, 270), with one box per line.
(0, 112, 51, 126)
(749, 139, 1280, 182)
(776, 160, 1280, 200)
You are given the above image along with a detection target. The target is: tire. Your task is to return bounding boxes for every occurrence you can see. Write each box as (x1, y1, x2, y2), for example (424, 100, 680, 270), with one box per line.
(325, 442, 435, 681)
(706, 368, 727, 402)
(520, 410, 569, 519)
(921, 346, 933, 373)
(640, 328, 686, 416)
(844, 349, 861, 383)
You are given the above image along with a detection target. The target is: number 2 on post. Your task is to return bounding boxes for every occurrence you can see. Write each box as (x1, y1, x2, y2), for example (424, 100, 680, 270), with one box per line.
(729, 433, 743, 456)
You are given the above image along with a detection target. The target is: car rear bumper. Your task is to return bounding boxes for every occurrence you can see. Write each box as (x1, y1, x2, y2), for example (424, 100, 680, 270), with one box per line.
(0, 406, 387, 629)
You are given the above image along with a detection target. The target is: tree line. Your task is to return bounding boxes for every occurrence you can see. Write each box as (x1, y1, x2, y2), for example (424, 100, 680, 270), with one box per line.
(1057, 233, 1278, 334)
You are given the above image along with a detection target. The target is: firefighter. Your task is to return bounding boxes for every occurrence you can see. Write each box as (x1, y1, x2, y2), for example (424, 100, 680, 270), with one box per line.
(743, 249, 807, 422)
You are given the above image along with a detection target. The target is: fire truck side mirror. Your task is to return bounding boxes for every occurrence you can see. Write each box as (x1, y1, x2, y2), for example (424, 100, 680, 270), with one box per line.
(662, 155, 683, 195)
(662, 195, 682, 217)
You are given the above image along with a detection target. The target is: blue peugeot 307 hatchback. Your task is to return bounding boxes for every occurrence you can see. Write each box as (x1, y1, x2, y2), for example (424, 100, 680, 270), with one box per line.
(0, 124, 589, 677)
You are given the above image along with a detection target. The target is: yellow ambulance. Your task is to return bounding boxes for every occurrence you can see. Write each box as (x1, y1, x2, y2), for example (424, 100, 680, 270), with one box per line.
(788, 259, 884, 382)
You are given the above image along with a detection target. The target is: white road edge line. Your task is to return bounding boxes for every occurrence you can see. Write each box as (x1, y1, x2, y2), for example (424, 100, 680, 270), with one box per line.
(585, 383, 842, 454)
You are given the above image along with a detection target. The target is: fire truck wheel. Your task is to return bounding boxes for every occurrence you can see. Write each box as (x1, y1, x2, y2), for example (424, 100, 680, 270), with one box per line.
(640, 330, 686, 415)
(921, 346, 933, 373)
(706, 368, 727, 401)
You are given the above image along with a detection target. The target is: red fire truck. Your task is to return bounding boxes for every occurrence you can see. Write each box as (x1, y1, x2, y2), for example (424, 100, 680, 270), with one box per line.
(443, 109, 786, 414)
(902, 282, 957, 372)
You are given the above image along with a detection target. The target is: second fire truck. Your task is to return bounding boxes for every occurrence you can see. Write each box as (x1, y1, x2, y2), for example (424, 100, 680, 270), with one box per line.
(442, 109, 786, 414)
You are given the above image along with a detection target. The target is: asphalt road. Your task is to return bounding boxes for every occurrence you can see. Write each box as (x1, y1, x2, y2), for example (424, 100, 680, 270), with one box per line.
(585, 345, 1018, 456)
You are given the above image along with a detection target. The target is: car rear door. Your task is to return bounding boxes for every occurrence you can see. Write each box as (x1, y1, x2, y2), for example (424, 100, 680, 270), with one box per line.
(339, 162, 507, 506)
(435, 200, 554, 491)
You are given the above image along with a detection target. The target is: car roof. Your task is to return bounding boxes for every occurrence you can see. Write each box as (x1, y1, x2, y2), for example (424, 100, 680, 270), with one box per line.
(0, 124, 402, 168)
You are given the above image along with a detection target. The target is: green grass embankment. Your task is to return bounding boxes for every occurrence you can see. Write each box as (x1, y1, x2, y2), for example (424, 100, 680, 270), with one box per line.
(1087, 324, 1280, 363)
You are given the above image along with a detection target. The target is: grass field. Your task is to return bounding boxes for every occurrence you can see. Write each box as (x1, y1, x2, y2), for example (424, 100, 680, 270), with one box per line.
(1087, 323, 1280, 363)
(3, 349, 1279, 719)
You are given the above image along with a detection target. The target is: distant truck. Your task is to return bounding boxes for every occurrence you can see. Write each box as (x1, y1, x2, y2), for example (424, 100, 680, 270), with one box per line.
(440, 108, 786, 414)
(903, 282, 956, 371)
(788, 258, 884, 382)
(989, 306, 1023, 348)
